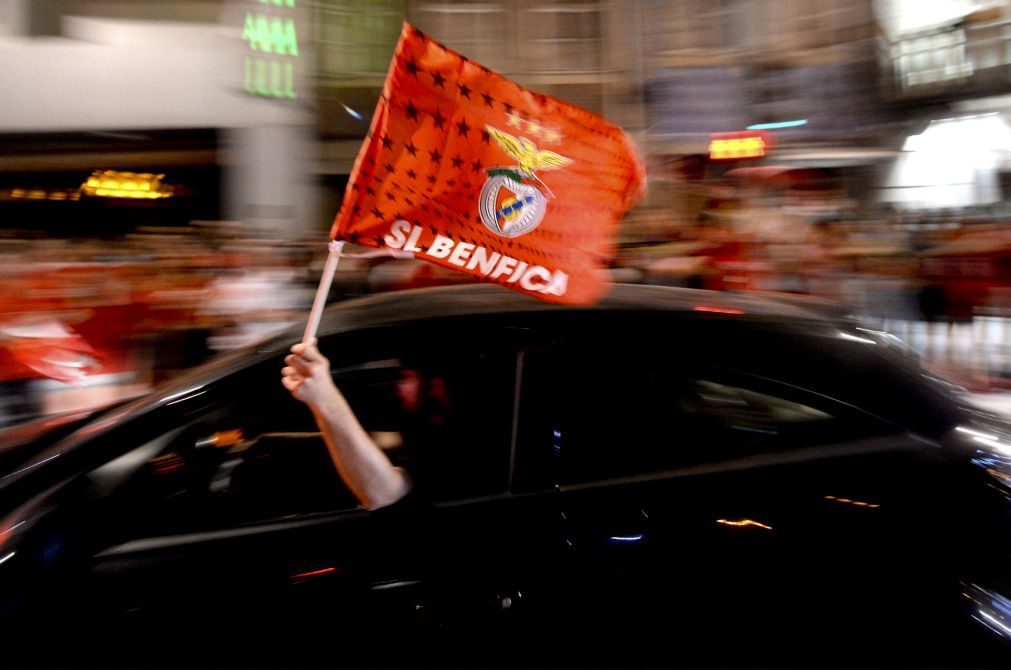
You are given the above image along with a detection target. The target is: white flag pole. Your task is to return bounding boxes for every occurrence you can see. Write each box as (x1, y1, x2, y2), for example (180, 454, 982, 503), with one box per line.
(302, 240, 345, 345)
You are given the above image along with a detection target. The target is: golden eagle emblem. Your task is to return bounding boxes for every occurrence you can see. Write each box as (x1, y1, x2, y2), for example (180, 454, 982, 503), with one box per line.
(487, 126, 572, 177)
(478, 126, 572, 237)
(486, 126, 572, 198)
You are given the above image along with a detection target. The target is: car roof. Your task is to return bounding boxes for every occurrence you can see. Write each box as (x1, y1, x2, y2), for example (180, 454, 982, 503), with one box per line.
(21, 284, 851, 438)
(312, 283, 847, 337)
(172, 284, 849, 417)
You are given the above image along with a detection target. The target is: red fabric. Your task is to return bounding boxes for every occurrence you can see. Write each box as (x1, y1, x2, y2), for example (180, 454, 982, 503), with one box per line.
(4, 331, 101, 384)
(331, 23, 646, 305)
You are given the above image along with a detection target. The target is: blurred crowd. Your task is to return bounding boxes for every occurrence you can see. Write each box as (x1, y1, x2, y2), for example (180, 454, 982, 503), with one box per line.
(617, 197, 1011, 326)
(4, 173, 1011, 427)
(0, 225, 319, 425)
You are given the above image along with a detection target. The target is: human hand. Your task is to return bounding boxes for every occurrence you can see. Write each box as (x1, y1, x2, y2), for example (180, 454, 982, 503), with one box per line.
(281, 341, 338, 407)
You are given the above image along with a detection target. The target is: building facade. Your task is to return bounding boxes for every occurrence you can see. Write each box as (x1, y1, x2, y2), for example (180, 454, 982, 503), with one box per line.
(5, 0, 1011, 237)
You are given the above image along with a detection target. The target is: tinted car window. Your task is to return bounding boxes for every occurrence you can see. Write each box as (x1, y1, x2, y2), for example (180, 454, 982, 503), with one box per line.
(701, 321, 964, 436)
(518, 342, 901, 487)
(326, 337, 514, 503)
(89, 327, 515, 539)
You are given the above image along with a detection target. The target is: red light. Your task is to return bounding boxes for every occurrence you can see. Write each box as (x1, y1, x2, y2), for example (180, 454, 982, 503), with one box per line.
(290, 567, 339, 581)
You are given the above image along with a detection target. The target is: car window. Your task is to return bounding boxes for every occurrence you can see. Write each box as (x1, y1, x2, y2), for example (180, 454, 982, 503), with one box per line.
(702, 321, 964, 437)
(87, 327, 515, 540)
(516, 346, 901, 488)
(326, 339, 514, 503)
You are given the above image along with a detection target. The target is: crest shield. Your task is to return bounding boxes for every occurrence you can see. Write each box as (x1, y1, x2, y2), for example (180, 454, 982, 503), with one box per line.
(479, 174, 547, 238)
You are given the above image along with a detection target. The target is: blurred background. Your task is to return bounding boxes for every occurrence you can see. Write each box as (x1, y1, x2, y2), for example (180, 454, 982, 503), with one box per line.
(2, 0, 1011, 426)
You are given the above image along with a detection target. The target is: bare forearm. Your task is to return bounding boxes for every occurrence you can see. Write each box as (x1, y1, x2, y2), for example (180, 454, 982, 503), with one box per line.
(309, 387, 411, 510)
(282, 342, 411, 510)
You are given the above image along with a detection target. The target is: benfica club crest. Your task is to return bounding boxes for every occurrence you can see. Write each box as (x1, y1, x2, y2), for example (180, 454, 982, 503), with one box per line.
(479, 126, 572, 238)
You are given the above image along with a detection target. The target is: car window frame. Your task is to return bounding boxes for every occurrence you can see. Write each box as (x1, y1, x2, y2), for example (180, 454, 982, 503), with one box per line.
(71, 319, 525, 550)
(511, 321, 908, 492)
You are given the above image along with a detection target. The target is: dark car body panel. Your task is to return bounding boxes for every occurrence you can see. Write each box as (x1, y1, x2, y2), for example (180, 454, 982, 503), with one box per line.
(0, 285, 1006, 666)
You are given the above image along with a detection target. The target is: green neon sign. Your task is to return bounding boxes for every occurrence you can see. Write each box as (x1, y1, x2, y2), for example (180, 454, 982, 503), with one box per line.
(243, 14, 298, 55)
(243, 2, 299, 99)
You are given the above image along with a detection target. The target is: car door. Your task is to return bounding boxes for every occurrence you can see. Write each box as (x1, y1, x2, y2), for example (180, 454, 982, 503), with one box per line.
(68, 322, 527, 657)
(512, 314, 945, 657)
(77, 361, 399, 647)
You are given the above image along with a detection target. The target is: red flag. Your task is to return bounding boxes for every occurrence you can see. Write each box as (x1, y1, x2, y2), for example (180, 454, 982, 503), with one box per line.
(331, 23, 646, 305)
(0, 321, 101, 384)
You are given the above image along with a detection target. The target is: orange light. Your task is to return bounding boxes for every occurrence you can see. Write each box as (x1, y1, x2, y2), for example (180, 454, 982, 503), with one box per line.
(81, 170, 174, 199)
(4, 188, 83, 201)
(824, 495, 880, 509)
(211, 429, 244, 448)
(709, 131, 772, 160)
(716, 518, 773, 530)
(150, 452, 185, 475)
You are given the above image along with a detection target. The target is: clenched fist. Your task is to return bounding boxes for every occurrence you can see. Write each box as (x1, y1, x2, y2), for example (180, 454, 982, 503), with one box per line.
(281, 341, 339, 407)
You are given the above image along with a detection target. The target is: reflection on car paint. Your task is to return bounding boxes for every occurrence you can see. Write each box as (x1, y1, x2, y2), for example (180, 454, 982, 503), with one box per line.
(838, 331, 878, 345)
(957, 425, 1011, 454)
(195, 429, 244, 449)
(289, 567, 340, 583)
(824, 495, 881, 509)
(608, 534, 644, 543)
(965, 583, 1011, 641)
(715, 518, 773, 531)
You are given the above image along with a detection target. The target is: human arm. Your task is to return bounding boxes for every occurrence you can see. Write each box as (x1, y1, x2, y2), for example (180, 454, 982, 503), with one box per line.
(281, 342, 412, 510)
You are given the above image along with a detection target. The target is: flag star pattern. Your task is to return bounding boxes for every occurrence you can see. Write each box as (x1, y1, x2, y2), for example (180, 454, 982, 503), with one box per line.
(331, 22, 645, 305)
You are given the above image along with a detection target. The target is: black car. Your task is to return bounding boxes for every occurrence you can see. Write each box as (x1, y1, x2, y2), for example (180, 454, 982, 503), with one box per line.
(0, 284, 1009, 668)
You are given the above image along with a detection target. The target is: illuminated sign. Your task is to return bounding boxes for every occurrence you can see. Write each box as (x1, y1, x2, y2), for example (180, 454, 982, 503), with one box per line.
(708, 131, 772, 160)
(242, 0, 300, 99)
(81, 171, 175, 200)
